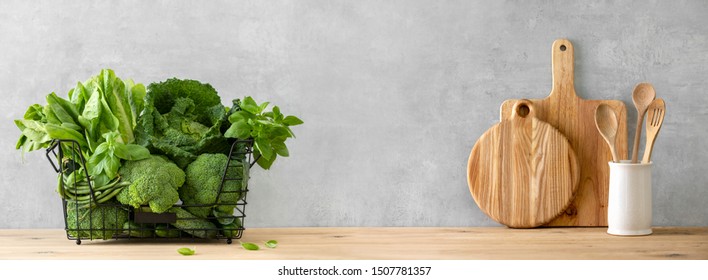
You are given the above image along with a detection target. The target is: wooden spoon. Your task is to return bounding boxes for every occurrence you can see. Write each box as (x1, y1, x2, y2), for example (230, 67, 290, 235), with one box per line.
(595, 104, 619, 162)
(631, 83, 656, 163)
(642, 98, 665, 163)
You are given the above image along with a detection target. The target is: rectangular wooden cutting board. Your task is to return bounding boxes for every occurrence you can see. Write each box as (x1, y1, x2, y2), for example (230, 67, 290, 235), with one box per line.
(499, 39, 628, 226)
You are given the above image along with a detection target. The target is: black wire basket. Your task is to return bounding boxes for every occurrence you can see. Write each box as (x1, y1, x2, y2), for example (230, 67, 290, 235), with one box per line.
(45, 139, 255, 245)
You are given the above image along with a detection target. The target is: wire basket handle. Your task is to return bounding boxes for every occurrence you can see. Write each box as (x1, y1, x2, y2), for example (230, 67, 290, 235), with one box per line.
(214, 139, 254, 205)
(45, 140, 62, 173)
(46, 139, 100, 204)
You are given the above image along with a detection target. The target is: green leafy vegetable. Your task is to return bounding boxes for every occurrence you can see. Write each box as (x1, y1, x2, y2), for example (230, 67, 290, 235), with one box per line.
(135, 78, 229, 169)
(265, 240, 278, 248)
(46, 92, 80, 126)
(224, 96, 303, 169)
(71, 69, 145, 149)
(86, 69, 141, 144)
(241, 242, 260, 251)
(88, 132, 150, 187)
(15, 69, 147, 203)
(177, 247, 195, 256)
(14, 118, 51, 153)
(44, 123, 87, 148)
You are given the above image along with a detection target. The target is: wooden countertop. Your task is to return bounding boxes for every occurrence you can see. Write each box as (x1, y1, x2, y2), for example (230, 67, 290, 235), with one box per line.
(1, 227, 706, 260)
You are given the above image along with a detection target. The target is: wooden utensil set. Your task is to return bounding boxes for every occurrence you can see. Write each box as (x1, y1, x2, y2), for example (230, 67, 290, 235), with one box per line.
(467, 39, 665, 228)
(595, 84, 665, 164)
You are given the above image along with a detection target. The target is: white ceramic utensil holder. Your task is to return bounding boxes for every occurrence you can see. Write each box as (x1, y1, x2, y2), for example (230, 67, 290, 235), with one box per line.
(607, 160, 653, 236)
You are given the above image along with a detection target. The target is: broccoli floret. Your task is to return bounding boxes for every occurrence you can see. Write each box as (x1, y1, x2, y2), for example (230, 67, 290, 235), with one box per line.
(168, 207, 217, 239)
(180, 153, 248, 219)
(116, 155, 185, 213)
(65, 200, 129, 240)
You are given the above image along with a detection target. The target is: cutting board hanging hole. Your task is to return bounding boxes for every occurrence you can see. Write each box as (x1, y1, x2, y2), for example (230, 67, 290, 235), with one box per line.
(512, 99, 534, 119)
(516, 104, 530, 117)
(560, 45, 567, 51)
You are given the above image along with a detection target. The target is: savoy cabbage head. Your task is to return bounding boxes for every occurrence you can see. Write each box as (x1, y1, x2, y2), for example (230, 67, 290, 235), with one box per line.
(135, 78, 229, 169)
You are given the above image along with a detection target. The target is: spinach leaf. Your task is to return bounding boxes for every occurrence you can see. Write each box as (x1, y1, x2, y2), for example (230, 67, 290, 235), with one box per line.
(46, 92, 80, 126)
(15, 119, 50, 144)
(45, 123, 87, 148)
(23, 104, 46, 121)
(113, 144, 150, 161)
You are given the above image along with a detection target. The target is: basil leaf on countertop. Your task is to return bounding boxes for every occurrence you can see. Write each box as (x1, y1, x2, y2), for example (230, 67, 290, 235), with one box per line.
(241, 242, 260, 251)
(177, 247, 195, 256)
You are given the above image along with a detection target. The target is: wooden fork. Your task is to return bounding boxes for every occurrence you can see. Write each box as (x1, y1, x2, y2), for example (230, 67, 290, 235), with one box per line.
(642, 98, 665, 163)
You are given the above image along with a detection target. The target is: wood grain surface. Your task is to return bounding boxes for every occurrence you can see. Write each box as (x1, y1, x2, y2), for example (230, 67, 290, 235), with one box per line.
(1, 228, 706, 260)
(500, 39, 629, 227)
(468, 100, 579, 228)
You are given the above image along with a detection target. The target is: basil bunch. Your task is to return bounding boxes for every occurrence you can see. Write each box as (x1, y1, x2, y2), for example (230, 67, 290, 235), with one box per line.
(224, 96, 303, 169)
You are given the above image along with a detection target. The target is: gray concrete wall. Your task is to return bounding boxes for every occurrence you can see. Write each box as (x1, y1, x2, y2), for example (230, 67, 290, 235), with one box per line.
(1, 0, 706, 228)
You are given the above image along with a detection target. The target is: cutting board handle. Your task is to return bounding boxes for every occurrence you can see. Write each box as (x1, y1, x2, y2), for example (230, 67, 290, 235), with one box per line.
(511, 99, 535, 120)
(550, 39, 577, 99)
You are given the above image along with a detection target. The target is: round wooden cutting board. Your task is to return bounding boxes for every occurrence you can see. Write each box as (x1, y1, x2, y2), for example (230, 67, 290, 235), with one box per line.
(467, 100, 580, 228)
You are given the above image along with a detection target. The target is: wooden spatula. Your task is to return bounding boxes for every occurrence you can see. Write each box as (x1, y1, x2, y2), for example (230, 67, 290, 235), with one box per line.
(642, 99, 665, 163)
